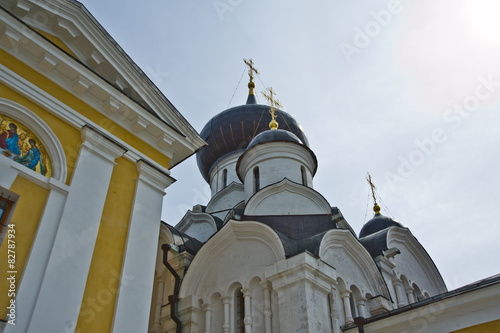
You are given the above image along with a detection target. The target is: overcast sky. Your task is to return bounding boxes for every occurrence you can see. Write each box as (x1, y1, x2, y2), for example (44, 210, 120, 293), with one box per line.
(81, 0, 500, 290)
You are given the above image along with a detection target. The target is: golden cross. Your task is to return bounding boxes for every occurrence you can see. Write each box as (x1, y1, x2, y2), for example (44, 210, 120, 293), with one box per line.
(243, 58, 259, 83)
(262, 87, 282, 130)
(366, 172, 381, 214)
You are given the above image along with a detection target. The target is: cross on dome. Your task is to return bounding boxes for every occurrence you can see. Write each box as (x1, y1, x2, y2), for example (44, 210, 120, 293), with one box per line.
(262, 87, 282, 130)
(366, 172, 381, 215)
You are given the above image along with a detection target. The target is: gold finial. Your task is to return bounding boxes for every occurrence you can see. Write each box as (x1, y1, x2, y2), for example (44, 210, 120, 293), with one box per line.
(262, 87, 282, 130)
(243, 58, 259, 95)
(366, 172, 381, 215)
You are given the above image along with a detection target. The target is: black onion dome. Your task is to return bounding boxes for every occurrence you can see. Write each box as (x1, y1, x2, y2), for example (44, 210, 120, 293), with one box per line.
(196, 103, 309, 183)
(247, 129, 302, 150)
(359, 214, 404, 238)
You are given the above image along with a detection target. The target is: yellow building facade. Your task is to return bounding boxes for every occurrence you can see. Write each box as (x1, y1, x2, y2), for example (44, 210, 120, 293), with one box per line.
(0, 1, 204, 332)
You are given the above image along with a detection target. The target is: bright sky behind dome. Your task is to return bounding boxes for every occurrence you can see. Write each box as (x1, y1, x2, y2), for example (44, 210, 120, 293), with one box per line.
(81, 0, 500, 290)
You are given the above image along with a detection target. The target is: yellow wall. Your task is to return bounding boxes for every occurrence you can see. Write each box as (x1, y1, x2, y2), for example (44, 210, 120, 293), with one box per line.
(451, 319, 500, 333)
(0, 176, 49, 319)
(75, 157, 137, 332)
(0, 49, 171, 170)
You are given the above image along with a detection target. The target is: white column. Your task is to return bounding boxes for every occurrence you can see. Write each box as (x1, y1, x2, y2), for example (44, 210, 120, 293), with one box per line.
(393, 279, 406, 307)
(152, 280, 165, 333)
(242, 288, 253, 333)
(222, 297, 231, 333)
(203, 303, 212, 333)
(261, 281, 272, 333)
(341, 291, 353, 324)
(406, 287, 416, 304)
(5, 181, 68, 333)
(111, 160, 174, 333)
(356, 297, 367, 318)
(27, 127, 125, 333)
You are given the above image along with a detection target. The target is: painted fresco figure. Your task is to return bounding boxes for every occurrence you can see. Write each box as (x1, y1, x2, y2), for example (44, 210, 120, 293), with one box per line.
(14, 139, 44, 175)
(2, 123, 21, 155)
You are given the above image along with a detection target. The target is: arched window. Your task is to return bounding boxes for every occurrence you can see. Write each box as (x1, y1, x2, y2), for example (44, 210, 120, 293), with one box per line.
(253, 167, 260, 193)
(348, 293, 357, 318)
(234, 288, 245, 333)
(301, 166, 307, 186)
(222, 169, 227, 188)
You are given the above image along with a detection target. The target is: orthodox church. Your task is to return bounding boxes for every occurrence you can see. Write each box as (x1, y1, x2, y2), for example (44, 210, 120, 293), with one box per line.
(151, 63, 500, 333)
(0, 1, 499, 333)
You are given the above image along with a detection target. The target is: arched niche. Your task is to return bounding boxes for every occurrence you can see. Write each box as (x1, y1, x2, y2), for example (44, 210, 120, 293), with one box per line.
(0, 98, 67, 182)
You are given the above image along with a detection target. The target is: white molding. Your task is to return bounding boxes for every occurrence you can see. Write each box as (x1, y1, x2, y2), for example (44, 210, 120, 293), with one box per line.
(319, 229, 391, 299)
(0, 5, 205, 166)
(244, 178, 331, 216)
(81, 126, 126, 163)
(206, 181, 245, 213)
(176, 210, 218, 239)
(136, 160, 175, 193)
(0, 64, 172, 175)
(0, 97, 68, 183)
(179, 220, 286, 298)
(265, 252, 337, 294)
(387, 227, 447, 295)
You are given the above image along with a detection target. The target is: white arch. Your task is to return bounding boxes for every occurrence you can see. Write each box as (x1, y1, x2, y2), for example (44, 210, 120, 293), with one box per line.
(179, 220, 286, 298)
(0, 98, 67, 183)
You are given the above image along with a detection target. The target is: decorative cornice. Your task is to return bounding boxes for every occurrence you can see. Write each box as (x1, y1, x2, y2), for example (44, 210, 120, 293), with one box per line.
(265, 252, 337, 294)
(81, 126, 125, 163)
(244, 178, 332, 215)
(0, 7, 205, 166)
(0, 64, 171, 175)
(137, 160, 175, 193)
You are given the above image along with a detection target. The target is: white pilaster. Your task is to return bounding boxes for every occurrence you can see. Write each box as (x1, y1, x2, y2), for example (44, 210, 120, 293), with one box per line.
(261, 281, 272, 333)
(111, 160, 174, 333)
(27, 127, 125, 333)
(5, 180, 68, 333)
(356, 297, 367, 318)
(393, 279, 406, 308)
(406, 287, 416, 304)
(242, 288, 253, 333)
(203, 303, 212, 333)
(341, 291, 353, 324)
(222, 297, 231, 333)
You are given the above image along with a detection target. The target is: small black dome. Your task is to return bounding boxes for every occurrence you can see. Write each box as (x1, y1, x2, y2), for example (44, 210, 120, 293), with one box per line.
(359, 214, 404, 238)
(247, 129, 302, 150)
(196, 103, 309, 183)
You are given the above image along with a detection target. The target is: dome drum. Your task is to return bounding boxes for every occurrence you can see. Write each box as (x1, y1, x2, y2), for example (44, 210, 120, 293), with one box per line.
(237, 136, 317, 201)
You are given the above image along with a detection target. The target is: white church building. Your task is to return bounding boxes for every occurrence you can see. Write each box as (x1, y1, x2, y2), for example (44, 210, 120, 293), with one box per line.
(151, 70, 500, 333)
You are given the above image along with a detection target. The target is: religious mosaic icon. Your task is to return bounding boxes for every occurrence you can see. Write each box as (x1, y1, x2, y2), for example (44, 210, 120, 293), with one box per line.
(0, 114, 52, 178)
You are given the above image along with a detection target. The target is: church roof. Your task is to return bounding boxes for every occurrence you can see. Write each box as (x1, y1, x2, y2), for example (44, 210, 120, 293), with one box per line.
(196, 102, 309, 183)
(359, 213, 404, 238)
(246, 129, 303, 150)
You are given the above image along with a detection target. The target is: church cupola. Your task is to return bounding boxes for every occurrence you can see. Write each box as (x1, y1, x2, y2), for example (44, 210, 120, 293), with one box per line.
(196, 60, 309, 196)
(236, 93, 318, 201)
(359, 173, 404, 238)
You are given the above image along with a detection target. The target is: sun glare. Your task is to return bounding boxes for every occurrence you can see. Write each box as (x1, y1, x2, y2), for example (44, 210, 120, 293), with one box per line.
(463, 0, 500, 44)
